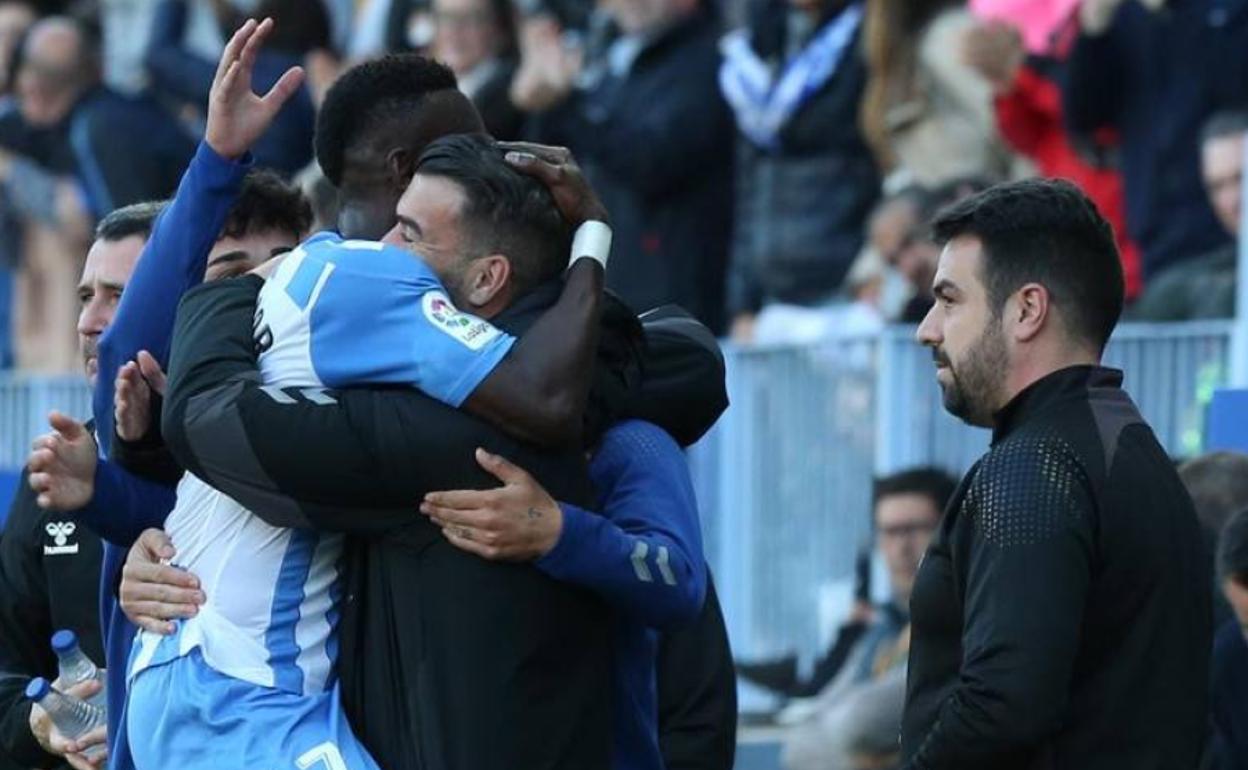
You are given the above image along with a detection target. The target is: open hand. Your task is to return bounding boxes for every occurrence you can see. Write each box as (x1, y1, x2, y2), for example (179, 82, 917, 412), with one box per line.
(27, 412, 96, 511)
(206, 17, 306, 160)
(115, 351, 167, 443)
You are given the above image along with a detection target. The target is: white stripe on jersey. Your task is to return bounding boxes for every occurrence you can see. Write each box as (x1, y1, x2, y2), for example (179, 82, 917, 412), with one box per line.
(255, 247, 336, 389)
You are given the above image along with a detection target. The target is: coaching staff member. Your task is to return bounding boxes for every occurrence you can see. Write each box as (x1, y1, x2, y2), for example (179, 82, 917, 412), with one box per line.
(902, 179, 1210, 769)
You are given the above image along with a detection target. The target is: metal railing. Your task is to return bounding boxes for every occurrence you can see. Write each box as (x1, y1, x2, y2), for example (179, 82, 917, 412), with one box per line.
(0, 321, 1235, 669)
(690, 321, 1233, 669)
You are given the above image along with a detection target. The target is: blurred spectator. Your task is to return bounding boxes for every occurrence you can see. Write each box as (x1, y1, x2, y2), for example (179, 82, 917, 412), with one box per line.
(746, 247, 888, 345)
(1133, 111, 1245, 320)
(384, 0, 438, 53)
(739, 469, 954, 699)
(859, 0, 1014, 188)
(0, 0, 33, 368)
(145, 0, 327, 174)
(1213, 507, 1248, 770)
(777, 468, 956, 770)
(432, 0, 523, 139)
(0, 15, 193, 371)
(720, 0, 879, 344)
(9, 16, 194, 216)
(1178, 451, 1248, 630)
(869, 177, 992, 324)
(513, 0, 735, 332)
(868, 186, 937, 323)
(968, 0, 1078, 53)
(961, 6, 1142, 299)
(1063, 0, 1248, 284)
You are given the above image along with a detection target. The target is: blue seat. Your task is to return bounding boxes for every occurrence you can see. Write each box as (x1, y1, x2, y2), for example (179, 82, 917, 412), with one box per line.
(1208, 389, 1248, 453)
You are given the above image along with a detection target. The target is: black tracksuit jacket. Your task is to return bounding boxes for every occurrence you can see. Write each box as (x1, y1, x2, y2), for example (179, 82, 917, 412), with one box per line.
(902, 366, 1211, 770)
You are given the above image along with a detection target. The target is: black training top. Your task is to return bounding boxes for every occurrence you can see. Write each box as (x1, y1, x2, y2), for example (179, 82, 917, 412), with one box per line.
(901, 366, 1211, 770)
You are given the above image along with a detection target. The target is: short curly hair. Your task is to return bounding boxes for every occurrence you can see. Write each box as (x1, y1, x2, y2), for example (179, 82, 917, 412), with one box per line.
(221, 169, 313, 242)
(315, 55, 459, 186)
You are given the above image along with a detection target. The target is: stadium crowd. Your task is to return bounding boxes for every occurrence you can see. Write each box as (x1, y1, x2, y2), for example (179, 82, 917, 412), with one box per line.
(0, 0, 1245, 769)
(0, 0, 1244, 366)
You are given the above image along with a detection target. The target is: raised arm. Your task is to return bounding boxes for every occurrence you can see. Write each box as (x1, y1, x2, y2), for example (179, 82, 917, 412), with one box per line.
(92, 17, 303, 452)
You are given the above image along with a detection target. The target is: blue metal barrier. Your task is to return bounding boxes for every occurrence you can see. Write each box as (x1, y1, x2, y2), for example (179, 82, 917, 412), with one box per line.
(0, 470, 19, 530)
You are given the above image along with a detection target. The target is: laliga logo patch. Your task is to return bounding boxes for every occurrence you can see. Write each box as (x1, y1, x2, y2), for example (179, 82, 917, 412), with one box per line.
(44, 522, 79, 555)
(422, 291, 501, 351)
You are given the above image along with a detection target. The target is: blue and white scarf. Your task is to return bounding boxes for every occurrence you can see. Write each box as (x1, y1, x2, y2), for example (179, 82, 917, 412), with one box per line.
(719, 2, 863, 150)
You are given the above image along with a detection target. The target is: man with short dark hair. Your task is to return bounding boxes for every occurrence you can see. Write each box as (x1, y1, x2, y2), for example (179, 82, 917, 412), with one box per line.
(902, 178, 1210, 769)
(314, 53, 486, 241)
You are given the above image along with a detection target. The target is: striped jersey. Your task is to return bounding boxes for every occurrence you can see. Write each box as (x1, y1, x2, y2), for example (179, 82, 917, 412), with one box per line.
(129, 233, 515, 694)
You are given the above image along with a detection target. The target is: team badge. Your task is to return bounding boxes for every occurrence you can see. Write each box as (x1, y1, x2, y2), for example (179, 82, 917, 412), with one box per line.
(422, 291, 502, 351)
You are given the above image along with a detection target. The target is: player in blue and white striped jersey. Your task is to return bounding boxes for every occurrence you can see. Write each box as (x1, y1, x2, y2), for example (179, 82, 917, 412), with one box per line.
(124, 130, 610, 769)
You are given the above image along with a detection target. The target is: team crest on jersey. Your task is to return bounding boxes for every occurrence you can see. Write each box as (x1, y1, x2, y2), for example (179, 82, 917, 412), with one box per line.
(44, 521, 79, 555)
(422, 291, 501, 351)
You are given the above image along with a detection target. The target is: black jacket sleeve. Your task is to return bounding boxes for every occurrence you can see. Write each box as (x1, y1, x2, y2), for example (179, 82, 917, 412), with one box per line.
(0, 475, 60, 769)
(657, 573, 738, 770)
(904, 439, 1095, 769)
(163, 277, 595, 538)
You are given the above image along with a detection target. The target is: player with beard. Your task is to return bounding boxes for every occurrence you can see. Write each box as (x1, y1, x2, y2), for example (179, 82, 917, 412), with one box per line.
(900, 179, 1210, 769)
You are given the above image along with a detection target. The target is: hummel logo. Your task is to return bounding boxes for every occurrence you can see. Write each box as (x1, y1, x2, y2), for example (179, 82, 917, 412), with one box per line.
(44, 522, 79, 555)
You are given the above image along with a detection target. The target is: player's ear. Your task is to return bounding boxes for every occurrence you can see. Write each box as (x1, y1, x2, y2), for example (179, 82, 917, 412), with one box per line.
(465, 254, 511, 308)
(386, 147, 417, 188)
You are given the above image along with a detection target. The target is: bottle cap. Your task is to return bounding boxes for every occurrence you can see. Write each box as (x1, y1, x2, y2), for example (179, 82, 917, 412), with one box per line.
(24, 678, 50, 701)
(51, 630, 77, 654)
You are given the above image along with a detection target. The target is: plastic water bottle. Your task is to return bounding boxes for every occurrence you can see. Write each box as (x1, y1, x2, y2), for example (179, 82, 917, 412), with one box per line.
(51, 630, 106, 709)
(24, 678, 106, 759)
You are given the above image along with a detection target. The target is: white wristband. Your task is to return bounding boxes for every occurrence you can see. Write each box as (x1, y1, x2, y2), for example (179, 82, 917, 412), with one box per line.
(569, 220, 612, 271)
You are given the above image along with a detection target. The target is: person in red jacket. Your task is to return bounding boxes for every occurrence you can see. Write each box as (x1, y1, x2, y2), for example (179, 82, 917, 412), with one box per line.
(962, 8, 1142, 299)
